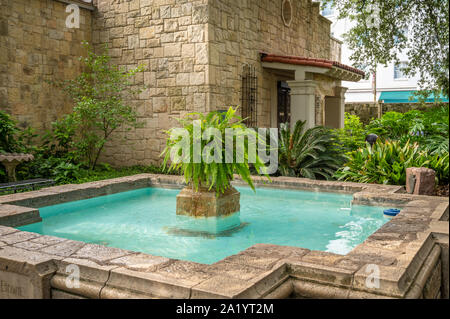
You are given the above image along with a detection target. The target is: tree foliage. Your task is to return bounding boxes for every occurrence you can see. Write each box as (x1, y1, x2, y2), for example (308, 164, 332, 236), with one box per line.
(323, 0, 449, 98)
(53, 42, 145, 170)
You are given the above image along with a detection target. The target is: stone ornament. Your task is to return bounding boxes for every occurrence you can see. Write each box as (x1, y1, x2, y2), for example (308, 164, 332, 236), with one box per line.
(282, 0, 293, 27)
(0, 153, 35, 182)
(406, 167, 436, 196)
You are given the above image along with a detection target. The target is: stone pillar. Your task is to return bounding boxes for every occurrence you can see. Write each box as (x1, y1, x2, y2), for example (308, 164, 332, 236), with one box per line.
(175, 186, 241, 234)
(324, 96, 340, 129)
(324, 86, 347, 129)
(0, 246, 57, 299)
(286, 80, 317, 130)
(335, 86, 348, 128)
(406, 167, 436, 195)
(335, 86, 347, 129)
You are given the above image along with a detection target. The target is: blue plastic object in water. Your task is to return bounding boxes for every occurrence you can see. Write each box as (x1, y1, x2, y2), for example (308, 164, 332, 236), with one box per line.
(384, 209, 401, 217)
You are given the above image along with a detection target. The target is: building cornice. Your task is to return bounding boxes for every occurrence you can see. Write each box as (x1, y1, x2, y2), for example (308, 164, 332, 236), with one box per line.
(52, 0, 95, 11)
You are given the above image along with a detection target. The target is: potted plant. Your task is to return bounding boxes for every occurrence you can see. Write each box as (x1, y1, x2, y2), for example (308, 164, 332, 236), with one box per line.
(162, 107, 269, 224)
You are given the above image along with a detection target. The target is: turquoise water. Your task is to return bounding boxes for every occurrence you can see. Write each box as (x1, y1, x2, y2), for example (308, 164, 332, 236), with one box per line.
(19, 187, 390, 264)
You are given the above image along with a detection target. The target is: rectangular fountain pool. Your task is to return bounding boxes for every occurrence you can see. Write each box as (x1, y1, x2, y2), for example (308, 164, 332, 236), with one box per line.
(18, 187, 391, 264)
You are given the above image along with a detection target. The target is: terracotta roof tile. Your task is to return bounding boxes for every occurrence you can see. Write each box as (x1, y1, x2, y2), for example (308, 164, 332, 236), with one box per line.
(260, 53, 365, 77)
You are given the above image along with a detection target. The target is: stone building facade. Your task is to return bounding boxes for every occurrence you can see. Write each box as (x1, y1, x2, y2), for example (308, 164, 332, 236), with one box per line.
(0, 0, 92, 132)
(1, 0, 363, 167)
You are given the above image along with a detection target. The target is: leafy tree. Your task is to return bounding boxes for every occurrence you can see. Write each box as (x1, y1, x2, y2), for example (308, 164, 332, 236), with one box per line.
(53, 42, 145, 169)
(323, 0, 449, 98)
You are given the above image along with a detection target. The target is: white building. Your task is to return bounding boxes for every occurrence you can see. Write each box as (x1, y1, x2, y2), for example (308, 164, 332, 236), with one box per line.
(321, 3, 425, 104)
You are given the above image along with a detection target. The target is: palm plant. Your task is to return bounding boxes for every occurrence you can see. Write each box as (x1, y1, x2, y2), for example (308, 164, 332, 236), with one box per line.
(278, 120, 347, 180)
(162, 107, 268, 195)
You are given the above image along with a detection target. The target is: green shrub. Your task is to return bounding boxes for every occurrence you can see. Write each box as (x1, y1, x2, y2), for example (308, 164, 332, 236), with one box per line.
(52, 42, 145, 170)
(52, 162, 83, 184)
(336, 140, 449, 185)
(279, 120, 347, 180)
(0, 110, 25, 153)
(365, 111, 421, 139)
(335, 113, 367, 152)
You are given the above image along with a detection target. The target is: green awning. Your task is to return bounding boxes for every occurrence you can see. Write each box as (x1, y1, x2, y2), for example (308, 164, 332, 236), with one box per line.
(379, 90, 449, 103)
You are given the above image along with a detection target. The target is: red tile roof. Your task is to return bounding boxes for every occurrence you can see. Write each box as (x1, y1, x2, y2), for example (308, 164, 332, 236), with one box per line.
(260, 53, 365, 77)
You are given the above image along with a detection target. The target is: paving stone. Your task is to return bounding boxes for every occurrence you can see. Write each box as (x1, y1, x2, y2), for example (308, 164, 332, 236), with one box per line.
(301, 251, 343, 266)
(39, 240, 86, 258)
(207, 261, 264, 281)
(245, 244, 309, 260)
(30, 235, 67, 246)
(71, 244, 132, 263)
(0, 225, 19, 236)
(155, 260, 214, 282)
(0, 231, 40, 245)
(109, 253, 171, 272)
(221, 252, 282, 271)
(13, 241, 48, 251)
(0, 246, 56, 266)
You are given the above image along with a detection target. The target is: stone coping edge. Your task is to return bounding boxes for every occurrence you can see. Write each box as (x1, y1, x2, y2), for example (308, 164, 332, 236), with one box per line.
(0, 174, 448, 299)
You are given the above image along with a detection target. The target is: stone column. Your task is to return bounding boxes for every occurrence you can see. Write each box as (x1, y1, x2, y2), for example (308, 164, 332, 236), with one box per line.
(286, 80, 317, 130)
(335, 86, 347, 129)
(324, 86, 348, 129)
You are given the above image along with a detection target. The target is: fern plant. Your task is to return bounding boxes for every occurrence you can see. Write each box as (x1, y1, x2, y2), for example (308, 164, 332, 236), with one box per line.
(162, 107, 268, 195)
(278, 120, 347, 180)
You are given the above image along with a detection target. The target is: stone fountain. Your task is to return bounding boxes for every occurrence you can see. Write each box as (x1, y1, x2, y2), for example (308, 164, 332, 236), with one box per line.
(0, 153, 34, 182)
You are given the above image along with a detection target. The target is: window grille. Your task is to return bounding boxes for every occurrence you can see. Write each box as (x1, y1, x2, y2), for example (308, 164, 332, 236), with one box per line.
(241, 64, 258, 128)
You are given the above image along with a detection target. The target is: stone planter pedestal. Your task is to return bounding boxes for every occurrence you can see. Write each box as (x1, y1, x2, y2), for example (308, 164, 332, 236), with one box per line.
(176, 186, 241, 234)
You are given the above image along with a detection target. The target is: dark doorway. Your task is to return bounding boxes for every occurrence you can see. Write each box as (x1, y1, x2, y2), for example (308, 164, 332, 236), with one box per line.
(277, 81, 291, 127)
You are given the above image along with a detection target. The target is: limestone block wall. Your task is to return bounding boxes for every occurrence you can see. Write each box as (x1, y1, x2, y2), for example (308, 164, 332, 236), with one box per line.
(329, 36, 342, 62)
(92, 0, 211, 166)
(208, 0, 333, 128)
(0, 0, 92, 132)
(345, 102, 449, 124)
